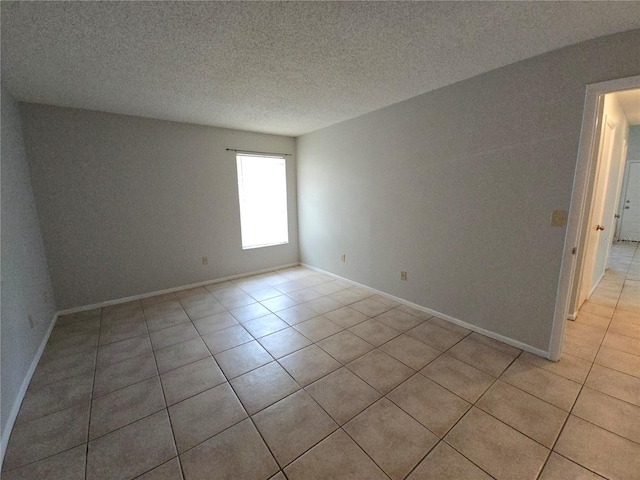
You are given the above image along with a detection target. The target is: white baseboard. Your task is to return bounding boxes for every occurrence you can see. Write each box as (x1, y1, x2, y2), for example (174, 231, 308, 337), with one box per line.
(567, 311, 578, 321)
(0, 311, 58, 470)
(0, 262, 301, 469)
(302, 263, 549, 359)
(587, 272, 605, 299)
(57, 262, 300, 316)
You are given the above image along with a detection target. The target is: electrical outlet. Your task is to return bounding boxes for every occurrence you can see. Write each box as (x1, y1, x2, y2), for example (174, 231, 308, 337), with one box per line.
(340, 254, 346, 263)
(202, 256, 209, 265)
(28, 315, 34, 329)
(400, 271, 408, 281)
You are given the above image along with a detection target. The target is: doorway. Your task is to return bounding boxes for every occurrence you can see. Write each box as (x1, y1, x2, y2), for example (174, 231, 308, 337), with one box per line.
(576, 111, 618, 308)
(549, 75, 640, 361)
(617, 161, 640, 242)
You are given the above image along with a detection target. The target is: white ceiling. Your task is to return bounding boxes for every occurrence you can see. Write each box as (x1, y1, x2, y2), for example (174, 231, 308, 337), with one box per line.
(615, 89, 640, 125)
(3, 1, 640, 137)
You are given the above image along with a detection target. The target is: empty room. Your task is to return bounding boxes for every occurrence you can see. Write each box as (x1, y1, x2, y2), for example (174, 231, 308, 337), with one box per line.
(2, 1, 640, 479)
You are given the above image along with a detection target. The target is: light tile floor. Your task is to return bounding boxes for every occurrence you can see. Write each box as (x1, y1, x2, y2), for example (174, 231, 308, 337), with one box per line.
(3, 244, 639, 479)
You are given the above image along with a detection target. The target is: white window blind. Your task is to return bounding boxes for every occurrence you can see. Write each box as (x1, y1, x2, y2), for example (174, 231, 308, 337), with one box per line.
(236, 154, 289, 249)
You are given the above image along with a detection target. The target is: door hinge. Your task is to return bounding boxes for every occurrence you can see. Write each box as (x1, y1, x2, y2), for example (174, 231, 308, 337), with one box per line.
(571, 247, 577, 255)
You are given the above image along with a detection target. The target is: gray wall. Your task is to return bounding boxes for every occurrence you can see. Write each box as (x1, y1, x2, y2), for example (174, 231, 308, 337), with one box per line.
(1, 88, 56, 445)
(297, 29, 640, 352)
(627, 125, 640, 159)
(20, 106, 298, 309)
(616, 125, 640, 236)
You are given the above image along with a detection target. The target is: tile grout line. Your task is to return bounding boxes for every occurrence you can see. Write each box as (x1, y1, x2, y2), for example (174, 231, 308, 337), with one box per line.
(12, 260, 639, 477)
(534, 242, 639, 478)
(83, 310, 103, 480)
(217, 305, 440, 477)
(251, 373, 394, 479)
(224, 376, 301, 479)
(144, 305, 321, 469)
(5, 269, 320, 473)
(308, 321, 516, 479)
(92, 301, 177, 478)
(11, 373, 94, 427)
(436, 336, 600, 480)
(383, 381, 482, 479)
(141, 304, 182, 478)
(411, 352, 524, 480)
(1, 444, 87, 474)
(28, 301, 520, 474)
(403, 343, 587, 479)
(545, 451, 608, 479)
(564, 244, 640, 438)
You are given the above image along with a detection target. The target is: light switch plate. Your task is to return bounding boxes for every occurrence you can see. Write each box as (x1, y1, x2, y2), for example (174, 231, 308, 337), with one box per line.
(551, 210, 567, 227)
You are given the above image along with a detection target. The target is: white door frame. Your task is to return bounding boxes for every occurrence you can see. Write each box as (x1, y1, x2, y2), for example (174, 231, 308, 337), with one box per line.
(548, 74, 640, 361)
(577, 113, 616, 306)
(600, 122, 625, 282)
(612, 140, 628, 239)
(618, 160, 640, 240)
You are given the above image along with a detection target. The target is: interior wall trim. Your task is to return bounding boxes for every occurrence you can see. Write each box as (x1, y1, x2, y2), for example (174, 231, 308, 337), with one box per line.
(549, 74, 640, 362)
(0, 312, 59, 470)
(1, 262, 300, 469)
(57, 263, 300, 315)
(301, 263, 549, 359)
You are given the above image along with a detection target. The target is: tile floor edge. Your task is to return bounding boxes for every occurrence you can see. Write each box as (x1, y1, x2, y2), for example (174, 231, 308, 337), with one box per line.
(57, 262, 302, 316)
(300, 262, 550, 360)
(0, 310, 59, 471)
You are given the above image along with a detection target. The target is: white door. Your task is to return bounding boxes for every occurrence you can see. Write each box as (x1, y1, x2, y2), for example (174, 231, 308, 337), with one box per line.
(579, 115, 616, 305)
(619, 161, 640, 241)
(613, 140, 628, 241)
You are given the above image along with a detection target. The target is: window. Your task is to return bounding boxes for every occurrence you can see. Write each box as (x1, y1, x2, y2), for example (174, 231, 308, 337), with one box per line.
(236, 154, 289, 249)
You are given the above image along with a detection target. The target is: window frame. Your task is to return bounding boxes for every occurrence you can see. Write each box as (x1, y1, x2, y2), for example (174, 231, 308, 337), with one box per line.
(235, 153, 289, 250)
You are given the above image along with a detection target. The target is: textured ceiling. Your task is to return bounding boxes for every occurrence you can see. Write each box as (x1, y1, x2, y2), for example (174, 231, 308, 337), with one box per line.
(3, 1, 640, 136)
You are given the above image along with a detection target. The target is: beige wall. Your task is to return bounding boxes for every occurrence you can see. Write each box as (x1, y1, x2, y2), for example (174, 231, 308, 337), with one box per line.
(20, 105, 298, 309)
(297, 29, 640, 353)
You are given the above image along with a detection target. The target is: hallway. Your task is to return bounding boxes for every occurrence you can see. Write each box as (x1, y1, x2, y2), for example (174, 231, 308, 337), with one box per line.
(566, 241, 639, 365)
(558, 241, 640, 475)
